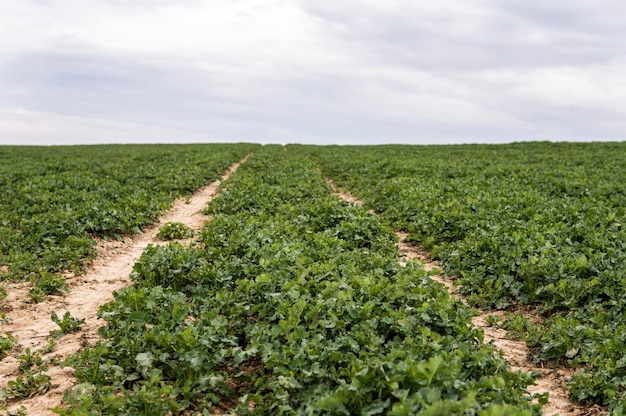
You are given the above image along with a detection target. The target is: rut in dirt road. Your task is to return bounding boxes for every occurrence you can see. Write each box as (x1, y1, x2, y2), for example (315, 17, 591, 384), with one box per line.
(0, 158, 248, 416)
(327, 178, 606, 416)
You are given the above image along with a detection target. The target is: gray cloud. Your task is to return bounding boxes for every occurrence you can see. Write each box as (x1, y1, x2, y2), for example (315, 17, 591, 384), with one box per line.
(300, 0, 624, 71)
(3, 50, 211, 120)
(1, 0, 626, 145)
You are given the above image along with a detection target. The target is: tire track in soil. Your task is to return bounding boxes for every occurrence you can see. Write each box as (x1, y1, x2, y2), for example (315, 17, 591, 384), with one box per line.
(0, 158, 248, 416)
(327, 178, 606, 416)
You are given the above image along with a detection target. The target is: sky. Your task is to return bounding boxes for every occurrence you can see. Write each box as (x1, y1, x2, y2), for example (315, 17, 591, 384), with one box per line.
(1, 0, 626, 145)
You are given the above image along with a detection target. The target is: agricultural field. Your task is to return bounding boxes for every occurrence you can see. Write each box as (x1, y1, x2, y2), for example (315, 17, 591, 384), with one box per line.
(0, 143, 257, 412)
(0, 144, 258, 285)
(1, 142, 622, 414)
(296, 141, 626, 414)
(57, 146, 540, 415)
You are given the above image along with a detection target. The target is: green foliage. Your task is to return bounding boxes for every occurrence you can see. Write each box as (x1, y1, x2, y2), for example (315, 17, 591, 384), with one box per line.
(62, 147, 540, 415)
(43, 339, 56, 354)
(1, 346, 53, 404)
(0, 333, 16, 358)
(426, 266, 441, 276)
(28, 272, 68, 303)
(17, 348, 45, 373)
(50, 311, 85, 339)
(297, 141, 626, 411)
(0, 370, 51, 401)
(0, 144, 258, 284)
(130, 243, 206, 291)
(156, 222, 194, 240)
(501, 313, 533, 341)
(485, 314, 500, 328)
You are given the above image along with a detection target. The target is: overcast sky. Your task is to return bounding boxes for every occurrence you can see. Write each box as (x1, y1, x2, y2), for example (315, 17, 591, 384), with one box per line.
(1, 0, 625, 145)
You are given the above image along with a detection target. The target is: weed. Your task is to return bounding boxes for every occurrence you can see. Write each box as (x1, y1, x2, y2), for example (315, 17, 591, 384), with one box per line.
(0, 370, 51, 401)
(485, 314, 501, 327)
(0, 334, 16, 358)
(50, 312, 85, 339)
(156, 222, 194, 241)
(28, 272, 68, 303)
(501, 313, 533, 341)
(17, 348, 44, 373)
(43, 339, 55, 354)
(427, 266, 441, 276)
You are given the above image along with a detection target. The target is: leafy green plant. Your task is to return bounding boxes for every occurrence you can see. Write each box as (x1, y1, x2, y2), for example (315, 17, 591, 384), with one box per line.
(485, 314, 501, 328)
(131, 243, 205, 291)
(50, 311, 85, 339)
(0, 370, 51, 401)
(0, 144, 258, 284)
(0, 334, 16, 359)
(28, 272, 68, 303)
(62, 147, 541, 415)
(0, 342, 57, 407)
(427, 266, 441, 276)
(156, 222, 194, 241)
(300, 141, 626, 411)
(501, 313, 533, 341)
(17, 348, 45, 373)
(0, 285, 6, 325)
(41, 339, 56, 355)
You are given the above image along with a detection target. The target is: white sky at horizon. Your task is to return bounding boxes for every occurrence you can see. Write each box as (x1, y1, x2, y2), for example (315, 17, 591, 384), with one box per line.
(1, 0, 626, 145)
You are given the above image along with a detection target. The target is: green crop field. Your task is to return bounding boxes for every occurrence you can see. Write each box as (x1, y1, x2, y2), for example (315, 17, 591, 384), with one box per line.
(2, 142, 626, 414)
(60, 146, 540, 415)
(0, 144, 258, 283)
(296, 141, 626, 413)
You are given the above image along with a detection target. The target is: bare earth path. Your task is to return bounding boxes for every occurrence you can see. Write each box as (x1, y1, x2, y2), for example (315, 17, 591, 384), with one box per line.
(0, 158, 246, 415)
(327, 179, 606, 416)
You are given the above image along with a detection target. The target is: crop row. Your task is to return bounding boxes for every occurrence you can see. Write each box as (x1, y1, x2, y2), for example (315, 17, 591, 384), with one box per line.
(0, 144, 258, 283)
(298, 142, 626, 413)
(60, 146, 541, 415)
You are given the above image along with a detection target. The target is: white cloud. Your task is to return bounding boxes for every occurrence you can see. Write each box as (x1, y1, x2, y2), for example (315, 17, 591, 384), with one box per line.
(1, 0, 626, 144)
(0, 107, 219, 144)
